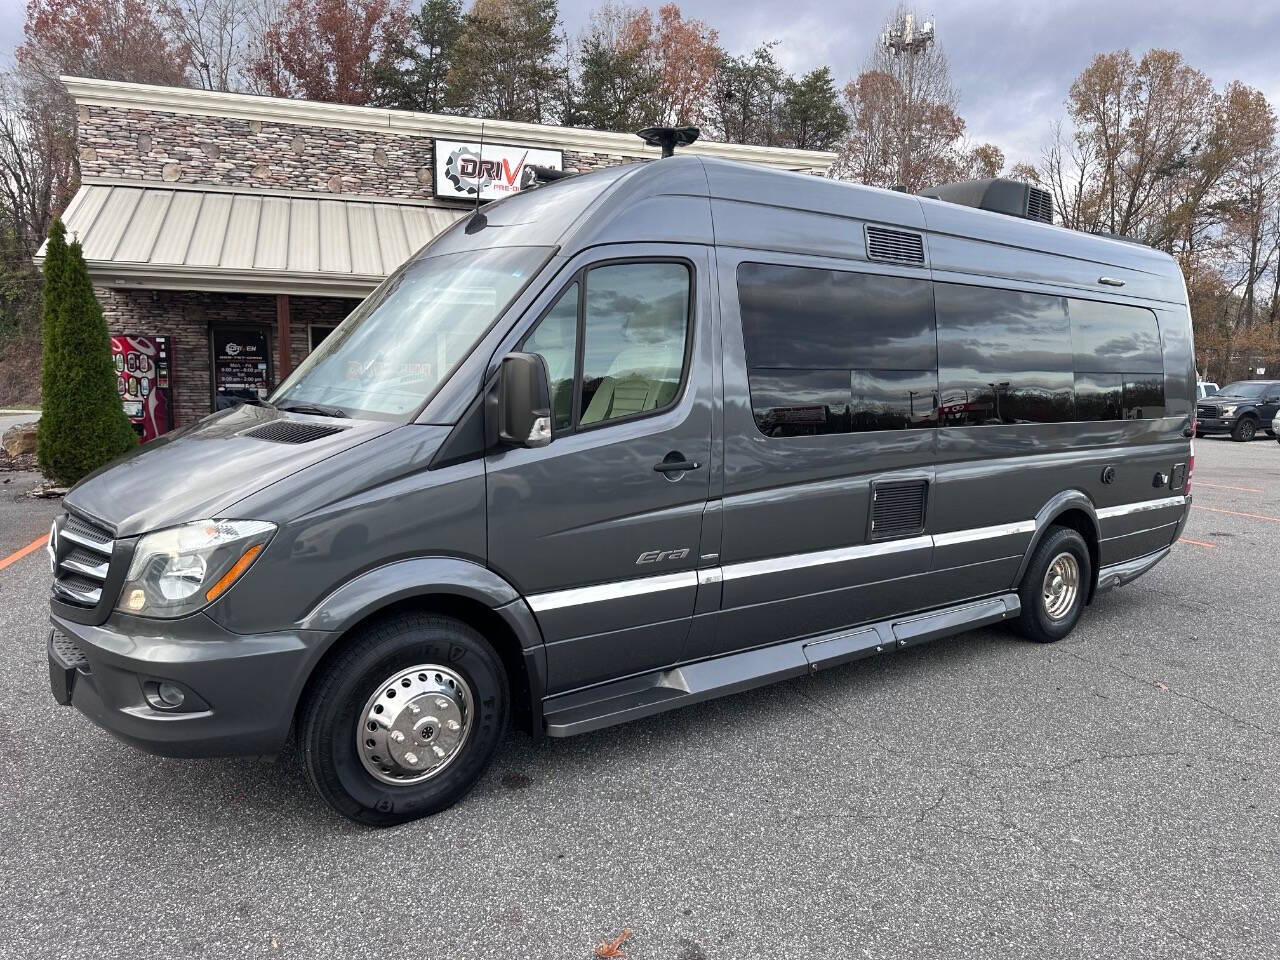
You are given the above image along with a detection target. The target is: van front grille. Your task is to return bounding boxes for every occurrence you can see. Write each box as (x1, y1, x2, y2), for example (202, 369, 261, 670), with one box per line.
(52, 513, 115, 609)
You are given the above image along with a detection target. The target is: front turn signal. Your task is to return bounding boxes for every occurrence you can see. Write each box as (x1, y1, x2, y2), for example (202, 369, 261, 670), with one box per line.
(204, 543, 265, 603)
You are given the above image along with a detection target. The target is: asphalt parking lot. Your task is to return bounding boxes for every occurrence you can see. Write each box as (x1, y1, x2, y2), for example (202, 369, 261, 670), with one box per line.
(1, 438, 1277, 960)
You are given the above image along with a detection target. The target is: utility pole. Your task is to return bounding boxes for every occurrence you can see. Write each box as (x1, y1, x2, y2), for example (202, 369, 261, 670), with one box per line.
(880, 12, 935, 188)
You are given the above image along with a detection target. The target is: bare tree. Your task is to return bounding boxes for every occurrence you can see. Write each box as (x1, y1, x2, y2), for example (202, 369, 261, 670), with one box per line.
(162, 0, 251, 92)
(0, 70, 76, 257)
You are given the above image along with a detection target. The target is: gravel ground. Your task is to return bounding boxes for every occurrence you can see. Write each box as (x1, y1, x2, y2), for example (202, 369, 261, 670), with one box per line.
(1, 437, 1276, 960)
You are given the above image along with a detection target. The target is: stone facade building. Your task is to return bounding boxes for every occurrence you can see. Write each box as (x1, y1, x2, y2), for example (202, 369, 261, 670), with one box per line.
(51, 76, 835, 435)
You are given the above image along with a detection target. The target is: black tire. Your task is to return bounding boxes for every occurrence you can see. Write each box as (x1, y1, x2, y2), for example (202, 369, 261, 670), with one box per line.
(1267, 429, 1276, 438)
(300, 613, 508, 826)
(1194, 430, 1205, 438)
(1231, 417, 1257, 442)
(1015, 526, 1092, 644)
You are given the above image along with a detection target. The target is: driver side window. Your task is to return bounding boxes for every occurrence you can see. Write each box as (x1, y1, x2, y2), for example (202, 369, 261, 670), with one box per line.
(520, 260, 692, 433)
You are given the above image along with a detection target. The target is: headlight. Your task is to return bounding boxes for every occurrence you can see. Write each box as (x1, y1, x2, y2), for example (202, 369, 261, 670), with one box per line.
(117, 519, 275, 619)
(1220, 405, 1236, 416)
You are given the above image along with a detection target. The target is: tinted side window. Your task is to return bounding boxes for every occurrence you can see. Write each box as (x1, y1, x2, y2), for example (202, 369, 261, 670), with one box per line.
(936, 283, 1074, 425)
(521, 282, 578, 431)
(1070, 298, 1165, 420)
(1123, 375, 1165, 419)
(579, 262, 690, 426)
(1074, 372, 1122, 422)
(1070, 299, 1162, 373)
(738, 263, 938, 437)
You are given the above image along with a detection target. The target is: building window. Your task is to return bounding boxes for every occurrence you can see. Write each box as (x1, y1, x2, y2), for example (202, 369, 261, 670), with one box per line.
(309, 324, 339, 353)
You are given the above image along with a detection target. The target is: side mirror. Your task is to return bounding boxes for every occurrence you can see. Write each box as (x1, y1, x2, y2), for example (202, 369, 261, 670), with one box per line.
(497, 352, 553, 448)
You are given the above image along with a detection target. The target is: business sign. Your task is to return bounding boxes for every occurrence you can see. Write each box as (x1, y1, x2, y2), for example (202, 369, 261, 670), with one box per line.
(434, 139, 563, 202)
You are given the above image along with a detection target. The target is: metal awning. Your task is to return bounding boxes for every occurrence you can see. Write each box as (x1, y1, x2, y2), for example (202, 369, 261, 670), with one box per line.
(41, 180, 469, 297)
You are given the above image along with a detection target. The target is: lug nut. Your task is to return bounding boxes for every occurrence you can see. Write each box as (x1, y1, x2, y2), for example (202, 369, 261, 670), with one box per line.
(446, 719, 460, 731)
(404, 752, 419, 765)
(435, 698, 450, 710)
(390, 731, 405, 743)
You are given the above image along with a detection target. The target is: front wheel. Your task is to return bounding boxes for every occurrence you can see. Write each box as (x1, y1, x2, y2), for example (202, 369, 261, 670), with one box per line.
(1231, 417, 1257, 442)
(1015, 526, 1091, 644)
(300, 613, 509, 826)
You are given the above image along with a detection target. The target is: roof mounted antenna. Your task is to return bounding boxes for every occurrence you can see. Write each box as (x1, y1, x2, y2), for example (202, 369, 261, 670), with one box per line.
(474, 122, 485, 212)
(637, 126, 700, 158)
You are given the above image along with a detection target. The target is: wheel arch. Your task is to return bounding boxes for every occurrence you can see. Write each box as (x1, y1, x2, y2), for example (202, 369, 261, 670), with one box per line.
(1013, 492, 1101, 603)
(294, 558, 547, 737)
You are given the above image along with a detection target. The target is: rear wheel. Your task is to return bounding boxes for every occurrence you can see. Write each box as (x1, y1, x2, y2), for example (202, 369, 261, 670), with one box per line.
(1015, 526, 1091, 644)
(1231, 417, 1257, 442)
(300, 613, 508, 826)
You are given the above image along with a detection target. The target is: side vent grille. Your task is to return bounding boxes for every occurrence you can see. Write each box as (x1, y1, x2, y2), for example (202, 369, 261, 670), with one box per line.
(871, 479, 928, 539)
(243, 421, 346, 444)
(1027, 187, 1053, 224)
(865, 225, 926, 266)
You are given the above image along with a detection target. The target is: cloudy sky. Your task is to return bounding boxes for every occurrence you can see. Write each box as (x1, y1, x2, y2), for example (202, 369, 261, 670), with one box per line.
(1, 0, 1278, 167)
(561, 0, 1280, 165)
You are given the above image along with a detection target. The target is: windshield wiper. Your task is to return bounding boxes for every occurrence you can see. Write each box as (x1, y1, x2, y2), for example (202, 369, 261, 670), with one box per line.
(277, 401, 349, 419)
(240, 397, 275, 409)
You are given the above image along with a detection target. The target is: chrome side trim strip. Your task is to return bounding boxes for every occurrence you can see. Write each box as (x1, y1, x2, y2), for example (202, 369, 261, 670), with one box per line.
(527, 570, 698, 613)
(1096, 495, 1187, 520)
(525, 503, 1185, 614)
(721, 534, 933, 582)
(932, 520, 1035, 547)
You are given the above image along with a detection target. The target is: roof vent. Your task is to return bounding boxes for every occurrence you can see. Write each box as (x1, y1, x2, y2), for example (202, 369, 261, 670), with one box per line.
(243, 420, 346, 444)
(865, 225, 926, 265)
(920, 178, 1053, 224)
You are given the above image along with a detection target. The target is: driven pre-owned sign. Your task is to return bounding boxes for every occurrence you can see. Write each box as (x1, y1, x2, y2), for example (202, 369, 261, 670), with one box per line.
(434, 139, 563, 201)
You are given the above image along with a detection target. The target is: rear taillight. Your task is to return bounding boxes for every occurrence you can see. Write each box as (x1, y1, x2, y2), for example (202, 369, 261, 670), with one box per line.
(1187, 440, 1194, 494)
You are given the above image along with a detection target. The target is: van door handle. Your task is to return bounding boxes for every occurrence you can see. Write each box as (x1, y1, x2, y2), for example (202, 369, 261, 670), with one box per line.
(654, 455, 702, 473)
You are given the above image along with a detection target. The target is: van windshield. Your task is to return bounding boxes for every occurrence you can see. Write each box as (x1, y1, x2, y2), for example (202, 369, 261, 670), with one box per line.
(272, 245, 550, 418)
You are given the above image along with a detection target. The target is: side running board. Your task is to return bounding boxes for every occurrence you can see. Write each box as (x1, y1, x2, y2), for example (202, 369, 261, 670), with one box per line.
(542, 593, 1021, 737)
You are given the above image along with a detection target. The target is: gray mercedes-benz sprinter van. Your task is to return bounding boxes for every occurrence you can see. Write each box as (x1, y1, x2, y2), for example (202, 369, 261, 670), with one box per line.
(47, 153, 1194, 824)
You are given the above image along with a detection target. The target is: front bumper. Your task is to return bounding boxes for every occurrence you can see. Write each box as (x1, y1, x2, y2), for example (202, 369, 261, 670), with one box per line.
(49, 610, 333, 758)
(1195, 417, 1235, 434)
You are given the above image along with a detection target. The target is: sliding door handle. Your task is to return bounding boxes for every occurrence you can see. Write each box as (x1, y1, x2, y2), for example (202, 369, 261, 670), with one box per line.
(654, 455, 702, 473)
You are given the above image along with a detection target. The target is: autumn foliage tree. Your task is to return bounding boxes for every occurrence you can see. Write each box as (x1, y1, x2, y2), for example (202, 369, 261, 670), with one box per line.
(246, 0, 409, 104)
(18, 0, 192, 88)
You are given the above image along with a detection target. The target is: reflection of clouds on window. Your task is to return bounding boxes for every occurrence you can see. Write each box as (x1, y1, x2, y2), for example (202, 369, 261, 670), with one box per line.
(579, 262, 690, 425)
(738, 263, 939, 437)
(275, 246, 545, 417)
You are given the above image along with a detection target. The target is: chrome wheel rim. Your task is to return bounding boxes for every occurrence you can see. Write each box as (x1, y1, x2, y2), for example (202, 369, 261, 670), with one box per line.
(356, 664, 473, 786)
(1041, 552, 1080, 621)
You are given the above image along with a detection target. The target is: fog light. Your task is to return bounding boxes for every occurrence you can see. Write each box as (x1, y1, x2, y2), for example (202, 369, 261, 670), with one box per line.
(156, 681, 185, 708)
(125, 588, 146, 612)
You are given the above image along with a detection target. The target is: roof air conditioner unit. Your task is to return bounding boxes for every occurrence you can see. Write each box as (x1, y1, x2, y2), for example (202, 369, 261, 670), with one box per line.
(919, 178, 1053, 224)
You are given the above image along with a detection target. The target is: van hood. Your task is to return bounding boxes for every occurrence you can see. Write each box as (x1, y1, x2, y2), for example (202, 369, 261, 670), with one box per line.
(63, 404, 399, 538)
